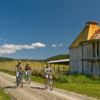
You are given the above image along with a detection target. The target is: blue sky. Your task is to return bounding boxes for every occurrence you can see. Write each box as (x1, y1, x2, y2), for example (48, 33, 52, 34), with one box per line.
(0, 0, 100, 59)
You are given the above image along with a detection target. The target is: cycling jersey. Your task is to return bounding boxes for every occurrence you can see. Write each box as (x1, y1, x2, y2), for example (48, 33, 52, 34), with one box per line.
(44, 67, 53, 75)
(25, 66, 31, 71)
(16, 64, 22, 72)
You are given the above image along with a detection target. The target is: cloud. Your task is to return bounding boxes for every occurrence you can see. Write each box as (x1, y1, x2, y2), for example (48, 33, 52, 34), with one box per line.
(51, 43, 63, 48)
(58, 43, 63, 47)
(0, 42, 46, 55)
(52, 44, 58, 48)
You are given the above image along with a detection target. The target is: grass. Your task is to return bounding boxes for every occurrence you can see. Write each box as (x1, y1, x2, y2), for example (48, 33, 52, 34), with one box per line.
(0, 88, 10, 100)
(55, 83, 100, 99)
(31, 76, 44, 84)
(31, 75, 100, 99)
(0, 69, 100, 99)
(0, 69, 16, 76)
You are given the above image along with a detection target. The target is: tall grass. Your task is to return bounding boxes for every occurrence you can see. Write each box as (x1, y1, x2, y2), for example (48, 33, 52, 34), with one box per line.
(0, 60, 69, 77)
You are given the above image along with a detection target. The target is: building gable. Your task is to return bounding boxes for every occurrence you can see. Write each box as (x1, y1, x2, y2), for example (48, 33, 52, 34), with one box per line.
(90, 28, 100, 39)
(69, 21, 100, 49)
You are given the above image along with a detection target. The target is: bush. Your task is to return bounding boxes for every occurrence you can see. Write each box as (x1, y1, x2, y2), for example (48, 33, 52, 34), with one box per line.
(31, 69, 44, 77)
(53, 73, 100, 84)
(53, 73, 71, 83)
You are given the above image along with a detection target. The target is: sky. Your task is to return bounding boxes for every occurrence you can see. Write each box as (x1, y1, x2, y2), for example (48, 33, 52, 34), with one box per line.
(0, 0, 100, 59)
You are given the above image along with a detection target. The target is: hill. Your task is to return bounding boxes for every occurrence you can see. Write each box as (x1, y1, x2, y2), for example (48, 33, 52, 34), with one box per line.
(45, 54, 69, 62)
(0, 57, 44, 62)
(0, 57, 14, 61)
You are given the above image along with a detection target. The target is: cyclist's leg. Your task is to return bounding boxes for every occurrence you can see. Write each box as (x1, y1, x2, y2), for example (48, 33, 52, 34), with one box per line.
(25, 71, 29, 83)
(27, 71, 31, 84)
(25, 71, 27, 82)
(26, 71, 29, 81)
(49, 75, 53, 91)
(45, 74, 48, 89)
(16, 72, 19, 86)
(20, 72, 23, 88)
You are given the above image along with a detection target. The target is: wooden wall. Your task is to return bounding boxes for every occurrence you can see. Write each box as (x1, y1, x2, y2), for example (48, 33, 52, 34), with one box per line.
(69, 41, 100, 75)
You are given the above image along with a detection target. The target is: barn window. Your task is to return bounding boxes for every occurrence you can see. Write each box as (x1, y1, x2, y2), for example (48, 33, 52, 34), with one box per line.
(92, 42, 95, 57)
(97, 42, 99, 57)
(91, 62, 93, 74)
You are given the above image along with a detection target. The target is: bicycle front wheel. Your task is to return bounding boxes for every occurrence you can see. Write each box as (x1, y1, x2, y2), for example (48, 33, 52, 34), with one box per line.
(49, 80, 53, 91)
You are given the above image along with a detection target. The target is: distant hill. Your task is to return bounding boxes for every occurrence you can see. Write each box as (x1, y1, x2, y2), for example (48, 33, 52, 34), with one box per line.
(45, 54, 69, 62)
(19, 59, 44, 62)
(0, 57, 14, 61)
(0, 57, 44, 62)
(0, 54, 69, 62)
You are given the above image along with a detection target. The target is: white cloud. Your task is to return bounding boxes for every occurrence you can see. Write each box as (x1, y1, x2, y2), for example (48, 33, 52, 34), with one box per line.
(32, 42, 46, 48)
(58, 43, 63, 47)
(52, 43, 63, 48)
(0, 42, 46, 55)
(52, 44, 58, 48)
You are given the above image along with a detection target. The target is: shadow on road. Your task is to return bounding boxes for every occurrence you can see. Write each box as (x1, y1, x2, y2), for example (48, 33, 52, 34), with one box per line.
(30, 86, 45, 90)
(3, 85, 17, 89)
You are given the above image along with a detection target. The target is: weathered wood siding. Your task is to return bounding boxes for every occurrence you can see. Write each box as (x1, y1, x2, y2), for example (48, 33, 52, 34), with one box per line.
(69, 41, 100, 75)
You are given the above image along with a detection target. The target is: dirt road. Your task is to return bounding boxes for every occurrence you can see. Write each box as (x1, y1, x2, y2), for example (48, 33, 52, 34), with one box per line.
(0, 72, 97, 100)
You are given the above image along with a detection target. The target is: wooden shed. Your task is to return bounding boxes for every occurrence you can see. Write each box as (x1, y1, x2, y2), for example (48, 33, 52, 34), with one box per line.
(69, 21, 100, 75)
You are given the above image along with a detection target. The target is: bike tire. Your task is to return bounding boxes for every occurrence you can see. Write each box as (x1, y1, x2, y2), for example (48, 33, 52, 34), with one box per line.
(16, 77, 19, 87)
(49, 80, 53, 91)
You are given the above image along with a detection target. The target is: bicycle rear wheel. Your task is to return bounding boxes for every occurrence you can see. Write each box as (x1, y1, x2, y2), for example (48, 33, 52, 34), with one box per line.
(44, 79, 49, 89)
(16, 77, 20, 86)
(20, 81, 23, 88)
(19, 73, 23, 88)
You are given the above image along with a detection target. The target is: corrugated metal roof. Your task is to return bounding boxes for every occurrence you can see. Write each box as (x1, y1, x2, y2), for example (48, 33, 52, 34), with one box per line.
(47, 59, 70, 64)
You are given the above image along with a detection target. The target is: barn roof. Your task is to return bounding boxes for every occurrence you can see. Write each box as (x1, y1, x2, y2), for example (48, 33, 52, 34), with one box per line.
(69, 21, 100, 49)
(47, 59, 70, 65)
(90, 29, 100, 39)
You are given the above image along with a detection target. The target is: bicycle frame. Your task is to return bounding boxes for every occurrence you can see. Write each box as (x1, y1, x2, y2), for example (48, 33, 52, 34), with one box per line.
(45, 74, 53, 91)
(16, 72, 23, 88)
(25, 71, 31, 84)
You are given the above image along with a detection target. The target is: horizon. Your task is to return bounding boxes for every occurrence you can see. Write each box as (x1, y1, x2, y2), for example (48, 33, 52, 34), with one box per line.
(0, 53, 68, 60)
(0, 0, 100, 59)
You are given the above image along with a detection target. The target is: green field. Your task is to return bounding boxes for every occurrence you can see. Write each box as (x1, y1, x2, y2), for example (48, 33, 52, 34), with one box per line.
(31, 75, 100, 99)
(0, 88, 10, 100)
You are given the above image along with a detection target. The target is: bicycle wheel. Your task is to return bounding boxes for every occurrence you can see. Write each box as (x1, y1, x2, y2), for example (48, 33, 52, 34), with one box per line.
(16, 77, 20, 86)
(20, 76, 23, 88)
(28, 78, 31, 84)
(44, 79, 48, 89)
(49, 80, 53, 91)
(19, 73, 23, 88)
(20, 80, 23, 88)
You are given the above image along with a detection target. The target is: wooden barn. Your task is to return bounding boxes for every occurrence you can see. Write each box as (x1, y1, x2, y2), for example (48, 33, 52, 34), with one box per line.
(69, 21, 100, 75)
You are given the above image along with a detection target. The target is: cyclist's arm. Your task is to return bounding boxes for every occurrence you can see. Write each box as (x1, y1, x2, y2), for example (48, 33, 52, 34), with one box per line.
(50, 68, 54, 74)
(44, 68, 47, 75)
(29, 67, 31, 71)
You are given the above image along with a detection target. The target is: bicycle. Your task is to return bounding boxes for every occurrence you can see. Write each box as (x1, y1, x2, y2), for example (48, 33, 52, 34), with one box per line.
(24, 71, 31, 84)
(45, 74, 53, 91)
(16, 72, 23, 88)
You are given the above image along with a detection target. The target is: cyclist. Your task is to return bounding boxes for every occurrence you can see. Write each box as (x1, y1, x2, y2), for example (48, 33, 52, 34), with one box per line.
(24, 63, 31, 84)
(44, 64, 53, 90)
(16, 61, 23, 87)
